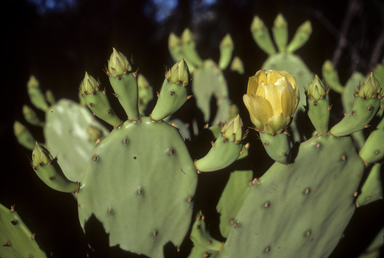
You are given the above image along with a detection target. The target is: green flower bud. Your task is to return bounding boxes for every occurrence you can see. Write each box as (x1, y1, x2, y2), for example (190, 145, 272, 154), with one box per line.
(32, 142, 53, 167)
(230, 56, 244, 74)
(181, 28, 194, 44)
(166, 59, 190, 86)
(251, 16, 266, 32)
(45, 90, 55, 105)
(357, 72, 382, 99)
(27, 75, 39, 89)
(273, 14, 287, 29)
(14, 121, 27, 137)
(79, 72, 100, 95)
(107, 48, 132, 77)
(220, 34, 233, 48)
(87, 125, 103, 143)
(221, 114, 243, 143)
(168, 33, 181, 50)
(298, 20, 312, 34)
(307, 75, 329, 101)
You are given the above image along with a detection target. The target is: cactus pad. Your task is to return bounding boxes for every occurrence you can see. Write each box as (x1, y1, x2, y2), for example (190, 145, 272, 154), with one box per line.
(77, 116, 198, 258)
(45, 99, 109, 182)
(0, 204, 47, 258)
(221, 134, 364, 258)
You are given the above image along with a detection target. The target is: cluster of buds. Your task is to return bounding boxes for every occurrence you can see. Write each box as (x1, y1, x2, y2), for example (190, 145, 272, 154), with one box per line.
(165, 58, 190, 86)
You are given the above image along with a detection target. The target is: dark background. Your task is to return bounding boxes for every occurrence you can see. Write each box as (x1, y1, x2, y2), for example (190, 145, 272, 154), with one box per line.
(1, 0, 384, 257)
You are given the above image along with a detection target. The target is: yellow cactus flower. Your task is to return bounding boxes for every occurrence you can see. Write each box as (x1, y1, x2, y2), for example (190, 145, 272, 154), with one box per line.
(243, 70, 299, 135)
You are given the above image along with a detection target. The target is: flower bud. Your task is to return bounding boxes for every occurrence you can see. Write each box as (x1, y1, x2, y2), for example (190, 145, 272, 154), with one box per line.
(80, 72, 100, 95)
(27, 75, 39, 89)
(166, 59, 190, 86)
(244, 70, 299, 134)
(357, 72, 382, 99)
(168, 33, 181, 50)
(221, 114, 243, 143)
(87, 125, 103, 143)
(107, 48, 132, 77)
(32, 142, 53, 167)
(273, 14, 287, 29)
(307, 75, 329, 101)
(251, 16, 266, 32)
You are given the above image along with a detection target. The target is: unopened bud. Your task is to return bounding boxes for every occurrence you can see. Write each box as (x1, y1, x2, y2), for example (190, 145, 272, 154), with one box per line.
(32, 142, 53, 167)
(307, 75, 328, 100)
(358, 72, 382, 99)
(80, 72, 100, 95)
(107, 48, 132, 77)
(221, 114, 243, 142)
(166, 59, 190, 85)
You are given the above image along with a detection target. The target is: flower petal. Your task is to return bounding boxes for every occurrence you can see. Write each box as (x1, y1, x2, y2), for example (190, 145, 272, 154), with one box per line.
(243, 94, 273, 130)
(266, 70, 283, 84)
(260, 83, 285, 115)
(268, 113, 290, 133)
(247, 76, 258, 95)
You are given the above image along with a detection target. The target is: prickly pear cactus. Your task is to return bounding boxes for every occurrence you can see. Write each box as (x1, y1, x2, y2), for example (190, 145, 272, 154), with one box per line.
(0, 204, 47, 258)
(15, 76, 109, 182)
(221, 135, 364, 258)
(26, 50, 244, 258)
(168, 29, 243, 131)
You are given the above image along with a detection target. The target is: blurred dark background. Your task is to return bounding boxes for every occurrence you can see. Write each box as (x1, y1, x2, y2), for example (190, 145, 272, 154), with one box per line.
(1, 0, 384, 257)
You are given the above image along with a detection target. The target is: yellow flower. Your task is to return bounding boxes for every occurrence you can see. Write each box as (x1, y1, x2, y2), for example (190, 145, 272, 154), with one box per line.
(243, 70, 299, 135)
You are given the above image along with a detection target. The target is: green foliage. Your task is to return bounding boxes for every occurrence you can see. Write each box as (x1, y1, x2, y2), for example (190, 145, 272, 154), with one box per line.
(12, 13, 384, 258)
(0, 204, 47, 258)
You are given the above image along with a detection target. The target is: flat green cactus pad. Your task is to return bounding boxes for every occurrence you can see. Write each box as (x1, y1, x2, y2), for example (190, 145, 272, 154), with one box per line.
(221, 135, 364, 258)
(0, 204, 47, 258)
(44, 99, 109, 182)
(77, 116, 198, 258)
(192, 59, 230, 126)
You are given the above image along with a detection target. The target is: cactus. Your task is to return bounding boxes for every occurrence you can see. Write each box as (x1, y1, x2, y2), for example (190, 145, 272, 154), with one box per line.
(11, 13, 384, 258)
(168, 29, 242, 133)
(0, 204, 47, 258)
(18, 55, 244, 258)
